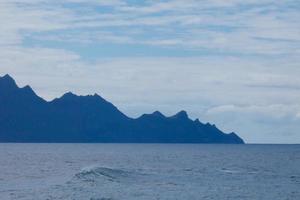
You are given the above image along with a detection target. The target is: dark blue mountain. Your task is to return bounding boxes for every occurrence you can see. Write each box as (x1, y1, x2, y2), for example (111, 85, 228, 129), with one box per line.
(0, 74, 244, 143)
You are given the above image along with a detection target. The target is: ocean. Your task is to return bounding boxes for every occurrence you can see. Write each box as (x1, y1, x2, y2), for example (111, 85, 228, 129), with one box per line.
(0, 144, 299, 200)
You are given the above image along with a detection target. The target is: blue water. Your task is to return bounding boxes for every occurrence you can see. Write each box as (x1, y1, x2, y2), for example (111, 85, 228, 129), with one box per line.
(0, 144, 299, 200)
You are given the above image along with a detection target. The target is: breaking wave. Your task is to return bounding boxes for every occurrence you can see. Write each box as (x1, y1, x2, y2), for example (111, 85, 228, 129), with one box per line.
(74, 166, 131, 182)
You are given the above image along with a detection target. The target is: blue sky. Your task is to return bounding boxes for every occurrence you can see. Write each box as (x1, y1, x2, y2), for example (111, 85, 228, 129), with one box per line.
(0, 0, 300, 143)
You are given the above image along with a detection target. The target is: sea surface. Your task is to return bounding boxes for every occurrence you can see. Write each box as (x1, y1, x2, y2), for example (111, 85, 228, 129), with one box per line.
(0, 144, 299, 200)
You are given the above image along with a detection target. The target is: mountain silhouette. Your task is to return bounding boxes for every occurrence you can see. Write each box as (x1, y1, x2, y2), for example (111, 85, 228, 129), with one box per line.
(0, 74, 244, 143)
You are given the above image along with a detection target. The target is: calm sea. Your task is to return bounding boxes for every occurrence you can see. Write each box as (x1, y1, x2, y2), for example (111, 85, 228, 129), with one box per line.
(0, 144, 299, 200)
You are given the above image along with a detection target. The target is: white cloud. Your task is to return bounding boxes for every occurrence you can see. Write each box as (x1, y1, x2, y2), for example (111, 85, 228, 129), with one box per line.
(204, 104, 300, 143)
(206, 104, 300, 120)
(1, 0, 299, 55)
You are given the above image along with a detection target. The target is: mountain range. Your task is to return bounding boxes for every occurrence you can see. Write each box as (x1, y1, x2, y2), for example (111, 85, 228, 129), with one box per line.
(0, 74, 244, 143)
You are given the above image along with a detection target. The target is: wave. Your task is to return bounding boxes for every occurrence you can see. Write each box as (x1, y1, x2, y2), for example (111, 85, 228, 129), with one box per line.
(74, 166, 131, 182)
(220, 167, 259, 174)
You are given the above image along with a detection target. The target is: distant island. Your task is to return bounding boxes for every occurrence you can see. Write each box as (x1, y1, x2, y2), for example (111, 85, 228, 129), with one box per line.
(0, 74, 244, 143)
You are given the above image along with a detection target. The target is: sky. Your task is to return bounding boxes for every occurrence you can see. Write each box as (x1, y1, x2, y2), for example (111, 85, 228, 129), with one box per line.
(0, 0, 300, 143)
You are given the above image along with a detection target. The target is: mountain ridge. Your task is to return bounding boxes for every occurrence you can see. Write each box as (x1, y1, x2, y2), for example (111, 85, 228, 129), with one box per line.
(0, 74, 244, 143)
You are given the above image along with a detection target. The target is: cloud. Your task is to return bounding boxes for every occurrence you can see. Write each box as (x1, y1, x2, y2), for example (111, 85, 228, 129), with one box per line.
(204, 104, 300, 143)
(1, 0, 299, 55)
(206, 104, 300, 120)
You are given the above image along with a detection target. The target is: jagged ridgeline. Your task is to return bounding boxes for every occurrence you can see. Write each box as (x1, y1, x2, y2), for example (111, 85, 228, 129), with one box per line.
(0, 74, 244, 143)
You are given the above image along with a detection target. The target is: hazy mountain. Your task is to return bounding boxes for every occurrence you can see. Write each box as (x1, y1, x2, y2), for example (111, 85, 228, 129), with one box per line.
(0, 74, 244, 143)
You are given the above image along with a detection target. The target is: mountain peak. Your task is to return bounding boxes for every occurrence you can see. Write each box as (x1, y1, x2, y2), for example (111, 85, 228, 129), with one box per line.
(22, 85, 33, 91)
(194, 118, 204, 125)
(152, 111, 165, 117)
(206, 122, 216, 128)
(59, 92, 108, 102)
(173, 110, 188, 119)
(21, 85, 35, 94)
(51, 92, 78, 102)
(2, 74, 13, 79)
(63, 92, 77, 98)
(0, 74, 18, 89)
(91, 93, 108, 102)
